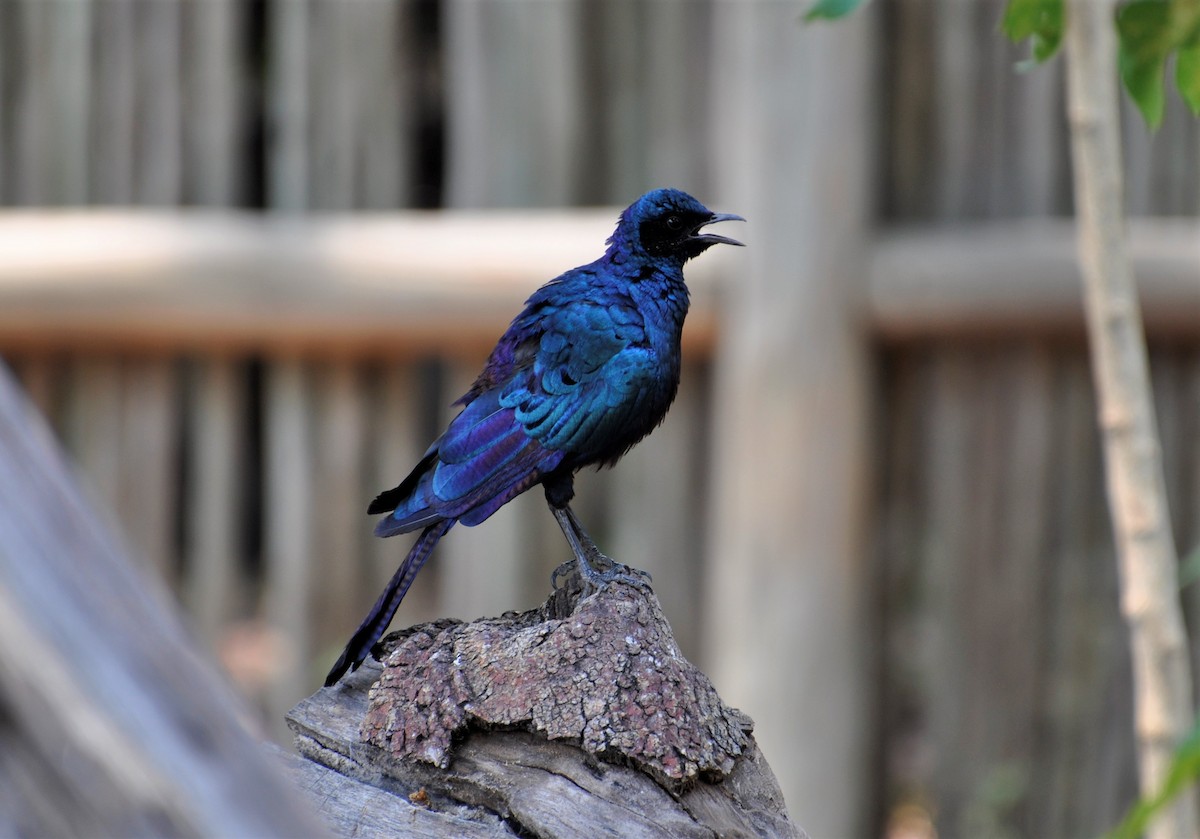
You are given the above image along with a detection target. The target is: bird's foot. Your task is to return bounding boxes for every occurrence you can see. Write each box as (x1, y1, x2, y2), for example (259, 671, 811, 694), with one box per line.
(575, 551, 654, 596)
(551, 554, 654, 598)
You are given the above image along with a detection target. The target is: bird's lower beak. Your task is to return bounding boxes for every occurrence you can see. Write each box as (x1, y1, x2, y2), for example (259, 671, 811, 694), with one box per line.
(693, 212, 746, 248)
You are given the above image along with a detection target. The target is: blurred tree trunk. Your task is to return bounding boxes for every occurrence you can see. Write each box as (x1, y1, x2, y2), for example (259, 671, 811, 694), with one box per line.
(1063, 2, 1199, 837)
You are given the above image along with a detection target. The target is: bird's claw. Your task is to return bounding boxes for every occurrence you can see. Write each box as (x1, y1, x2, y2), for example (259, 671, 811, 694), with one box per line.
(550, 553, 654, 600)
(551, 559, 577, 591)
(628, 565, 653, 584)
(576, 552, 654, 596)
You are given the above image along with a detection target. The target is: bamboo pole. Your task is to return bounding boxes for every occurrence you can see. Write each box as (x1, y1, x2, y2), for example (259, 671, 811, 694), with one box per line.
(1063, 3, 1198, 836)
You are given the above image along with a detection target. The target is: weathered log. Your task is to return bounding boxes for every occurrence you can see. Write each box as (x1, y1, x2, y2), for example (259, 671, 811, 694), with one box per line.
(288, 573, 803, 838)
(0, 365, 321, 837)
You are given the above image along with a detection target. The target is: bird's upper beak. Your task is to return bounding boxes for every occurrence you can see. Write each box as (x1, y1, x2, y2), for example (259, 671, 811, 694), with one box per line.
(692, 212, 746, 248)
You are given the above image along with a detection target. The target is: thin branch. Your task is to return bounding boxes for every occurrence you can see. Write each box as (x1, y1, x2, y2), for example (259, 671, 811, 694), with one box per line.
(1064, 2, 1198, 837)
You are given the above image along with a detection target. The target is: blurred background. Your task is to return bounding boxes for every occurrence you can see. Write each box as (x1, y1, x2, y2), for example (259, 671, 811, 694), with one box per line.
(2, 0, 1200, 837)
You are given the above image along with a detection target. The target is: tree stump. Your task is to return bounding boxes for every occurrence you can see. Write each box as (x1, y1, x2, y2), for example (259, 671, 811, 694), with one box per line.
(287, 572, 804, 838)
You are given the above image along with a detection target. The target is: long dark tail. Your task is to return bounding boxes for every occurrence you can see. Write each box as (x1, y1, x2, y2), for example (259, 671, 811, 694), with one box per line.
(324, 518, 455, 686)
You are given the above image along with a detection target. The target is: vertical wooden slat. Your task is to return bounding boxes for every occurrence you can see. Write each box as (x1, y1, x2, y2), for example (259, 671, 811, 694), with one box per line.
(1151, 350, 1187, 550)
(1034, 351, 1136, 836)
(916, 348, 1033, 834)
(913, 348, 978, 830)
(268, 0, 310, 211)
(356, 0, 410, 209)
(264, 358, 314, 737)
(881, 346, 1140, 837)
(51, 0, 92, 203)
(443, 0, 586, 207)
(184, 358, 245, 649)
(875, 348, 928, 830)
(12, 1, 50, 204)
(641, 0, 713, 199)
(182, 0, 243, 206)
(306, 0, 418, 209)
(1123, 108, 1155, 217)
(91, 0, 136, 204)
(707, 4, 874, 836)
(884, 0, 936, 219)
(610, 364, 704, 659)
(63, 357, 123, 524)
(17, 0, 92, 205)
(0, 1, 7, 202)
(136, 0, 183, 204)
(978, 0, 1010, 217)
(311, 361, 367, 647)
(436, 362, 526, 620)
(310, 0, 355, 210)
(117, 358, 178, 582)
(1009, 36, 1066, 215)
(1183, 351, 1200, 557)
(958, 349, 1052, 835)
(591, 1, 644, 201)
(881, 0, 1200, 219)
(589, 0, 712, 203)
(1169, 108, 1200, 214)
(931, 0, 976, 219)
(1125, 94, 1200, 216)
(11, 355, 58, 425)
(1183, 352, 1200, 686)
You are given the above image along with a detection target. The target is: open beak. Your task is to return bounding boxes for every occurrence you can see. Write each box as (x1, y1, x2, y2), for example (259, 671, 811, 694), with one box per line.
(692, 212, 746, 248)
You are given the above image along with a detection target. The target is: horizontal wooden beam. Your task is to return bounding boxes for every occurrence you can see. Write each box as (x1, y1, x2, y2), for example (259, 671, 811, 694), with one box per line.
(2, 213, 1197, 354)
(0, 211, 729, 358)
(869, 219, 1200, 341)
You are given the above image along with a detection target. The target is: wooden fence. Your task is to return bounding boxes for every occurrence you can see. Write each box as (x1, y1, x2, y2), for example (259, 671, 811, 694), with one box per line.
(4, 211, 1199, 839)
(0, 210, 726, 739)
(3, 0, 1200, 837)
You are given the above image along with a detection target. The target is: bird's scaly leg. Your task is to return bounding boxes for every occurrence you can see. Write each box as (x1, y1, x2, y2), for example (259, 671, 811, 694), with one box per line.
(550, 503, 652, 595)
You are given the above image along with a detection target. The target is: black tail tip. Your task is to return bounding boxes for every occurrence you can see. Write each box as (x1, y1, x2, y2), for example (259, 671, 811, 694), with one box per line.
(323, 651, 360, 687)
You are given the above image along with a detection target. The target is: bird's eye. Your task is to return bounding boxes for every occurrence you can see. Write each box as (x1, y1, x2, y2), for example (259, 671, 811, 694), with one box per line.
(665, 214, 683, 231)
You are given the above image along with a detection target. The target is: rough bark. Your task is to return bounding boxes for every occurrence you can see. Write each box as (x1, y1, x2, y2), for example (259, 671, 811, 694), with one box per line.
(1064, 2, 1199, 837)
(288, 576, 803, 839)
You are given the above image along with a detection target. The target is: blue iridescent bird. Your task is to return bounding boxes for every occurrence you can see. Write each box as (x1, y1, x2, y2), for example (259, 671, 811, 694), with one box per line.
(325, 188, 743, 686)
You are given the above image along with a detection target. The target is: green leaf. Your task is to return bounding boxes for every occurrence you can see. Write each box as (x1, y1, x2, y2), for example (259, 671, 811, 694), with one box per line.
(1120, 46, 1168, 127)
(804, 0, 869, 23)
(1108, 717, 1200, 839)
(1177, 39, 1200, 114)
(1116, 0, 1200, 128)
(1117, 0, 1174, 127)
(1002, 0, 1065, 64)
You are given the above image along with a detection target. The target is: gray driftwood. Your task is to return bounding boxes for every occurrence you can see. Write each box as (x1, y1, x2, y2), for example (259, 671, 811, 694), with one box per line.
(0, 365, 321, 837)
(288, 575, 803, 838)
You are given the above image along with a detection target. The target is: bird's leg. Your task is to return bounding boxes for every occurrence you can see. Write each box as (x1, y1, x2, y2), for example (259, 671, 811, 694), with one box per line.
(561, 504, 652, 584)
(550, 505, 606, 592)
(550, 503, 652, 596)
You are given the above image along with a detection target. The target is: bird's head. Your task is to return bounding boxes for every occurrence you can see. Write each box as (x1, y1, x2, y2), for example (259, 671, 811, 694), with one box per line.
(609, 188, 745, 263)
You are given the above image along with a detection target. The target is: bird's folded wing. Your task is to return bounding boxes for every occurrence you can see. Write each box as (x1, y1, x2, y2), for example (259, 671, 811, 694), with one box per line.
(499, 301, 654, 458)
(380, 300, 653, 531)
